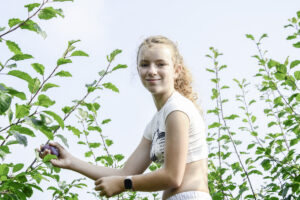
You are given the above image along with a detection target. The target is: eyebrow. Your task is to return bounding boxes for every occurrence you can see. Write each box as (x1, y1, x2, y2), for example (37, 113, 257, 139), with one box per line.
(139, 59, 166, 63)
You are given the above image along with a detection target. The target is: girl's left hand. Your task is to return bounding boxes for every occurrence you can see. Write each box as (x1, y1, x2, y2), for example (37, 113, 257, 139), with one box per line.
(94, 176, 125, 198)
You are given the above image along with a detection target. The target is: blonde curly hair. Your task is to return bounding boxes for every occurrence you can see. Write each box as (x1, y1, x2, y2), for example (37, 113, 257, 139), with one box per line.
(137, 35, 204, 116)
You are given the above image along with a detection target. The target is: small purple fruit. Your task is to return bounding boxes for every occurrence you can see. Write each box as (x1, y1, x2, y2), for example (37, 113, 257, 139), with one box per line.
(41, 144, 60, 157)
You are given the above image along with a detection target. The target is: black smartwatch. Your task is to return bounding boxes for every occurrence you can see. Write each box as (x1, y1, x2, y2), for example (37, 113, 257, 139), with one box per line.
(124, 176, 133, 190)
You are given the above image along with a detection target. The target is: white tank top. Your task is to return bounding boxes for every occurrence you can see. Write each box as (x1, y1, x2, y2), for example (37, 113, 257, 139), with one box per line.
(143, 91, 208, 165)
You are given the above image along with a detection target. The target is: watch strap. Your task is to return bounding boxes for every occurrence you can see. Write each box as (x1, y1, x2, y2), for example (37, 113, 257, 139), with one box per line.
(124, 176, 133, 191)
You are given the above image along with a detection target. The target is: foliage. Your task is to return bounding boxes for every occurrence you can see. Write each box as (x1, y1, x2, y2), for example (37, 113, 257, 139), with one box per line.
(0, 0, 299, 199)
(0, 0, 159, 199)
(206, 11, 300, 200)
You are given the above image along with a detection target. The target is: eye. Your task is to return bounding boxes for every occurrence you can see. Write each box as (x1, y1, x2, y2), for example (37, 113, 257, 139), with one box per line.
(157, 63, 166, 67)
(140, 63, 148, 67)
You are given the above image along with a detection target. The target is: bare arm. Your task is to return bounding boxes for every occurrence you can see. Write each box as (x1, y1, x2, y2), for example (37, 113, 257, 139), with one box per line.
(47, 136, 152, 181)
(130, 110, 189, 191)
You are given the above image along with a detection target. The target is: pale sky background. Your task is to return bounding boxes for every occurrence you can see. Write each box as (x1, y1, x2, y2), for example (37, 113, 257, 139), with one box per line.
(1, 0, 299, 199)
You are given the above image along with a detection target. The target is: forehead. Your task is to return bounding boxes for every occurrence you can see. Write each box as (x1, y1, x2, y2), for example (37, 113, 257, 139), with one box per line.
(138, 44, 173, 62)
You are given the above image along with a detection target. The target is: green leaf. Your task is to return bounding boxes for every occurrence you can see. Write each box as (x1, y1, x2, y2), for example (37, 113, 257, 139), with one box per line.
(296, 93, 300, 102)
(286, 35, 297, 40)
(249, 100, 256, 105)
(12, 131, 28, 146)
(10, 54, 33, 61)
(0, 164, 9, 176)
(68, 39, 80, 47)
(62, 106, 72, 114)
(248, 169, 263, 175)
(267, 59, 280, 69)
(24, 3, 40, 12)
(112, 64, 127, 71)
(85, 151, 93, 157)
(15, 104, 30, 118)
(70, 50, 89, 57)
(43, 154, 57, 162)
(42, 83, 59, 92)
(259, 33, 268, 41)
(290, 60, 300, 69)
(0, 27, 6, 32)
(57, 58, 72, 66)
(290, 138, 298, 146)
(105, 139, 113, 147)
(55, 134, 69, 148)
(102, 82, 119, 93)
(224, 114, 239, 120)
(40, 126, 54, 140)
(31, 63, 45, 75)
(8, 70, 33, 84)
(251, 116, 256, 123)
(6, 40, 22, 54)
(43, 110, 64, 129)
(23, 185, 33, 197)
(10, 125, 35, 137)
(245, 34, 255, 40)
(114, 154, 124, 162)
(251, 131, 258, 136)
(13, 163, 24, 173)
(98, 70, 106, 77)
(294, 71, 300, 80)
(8, 18, 22, 28)
(87, 126, 102, 133)
(6, 63, 17, 68)
(293, 42, 300, 48)
(276, 64, 287, 74)
(102, 119, 111, 124)
(261, 159, 272, 171)
(247, 143, 255, 150)
(28, 78, 41, 94)
(219, 65, 227, 71)
(89, 142, 100, 148)
(66, 125, 81, 138)
(6, 87, 26, 100)
(107, 49, 122, 62)
(35, 94, 55, 108)
(20, 20, 47, 38)
(0, 90, 12, 115)
(274, 72, 285, 81)
(208, 122, 221, 129)
(55, 70, 72, 77)
(206, 68, 215, 73)
(38, 7, 62, 20)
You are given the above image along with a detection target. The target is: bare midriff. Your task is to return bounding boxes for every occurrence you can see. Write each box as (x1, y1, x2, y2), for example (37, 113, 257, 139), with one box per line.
(162, 159, 209, 200)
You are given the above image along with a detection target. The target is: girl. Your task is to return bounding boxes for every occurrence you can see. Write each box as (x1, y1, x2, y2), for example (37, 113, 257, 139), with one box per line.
(39, 35, 211, 200)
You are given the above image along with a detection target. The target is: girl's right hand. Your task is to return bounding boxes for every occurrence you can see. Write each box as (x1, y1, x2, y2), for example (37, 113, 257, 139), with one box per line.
(37, 142, 74, 169)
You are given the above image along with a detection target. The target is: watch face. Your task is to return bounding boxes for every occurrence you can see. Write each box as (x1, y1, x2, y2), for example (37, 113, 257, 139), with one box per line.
(124, 178, 132, 190)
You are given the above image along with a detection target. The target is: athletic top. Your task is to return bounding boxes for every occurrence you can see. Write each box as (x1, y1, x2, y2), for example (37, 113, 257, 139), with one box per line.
(143, 91, 208, 165)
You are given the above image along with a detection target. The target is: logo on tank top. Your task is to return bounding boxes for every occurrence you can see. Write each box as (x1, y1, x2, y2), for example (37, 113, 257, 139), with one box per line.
(150, 128, 165, 163)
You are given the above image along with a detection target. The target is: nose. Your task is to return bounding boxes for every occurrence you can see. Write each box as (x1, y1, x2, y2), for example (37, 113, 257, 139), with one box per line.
(147, 64, 157, 75)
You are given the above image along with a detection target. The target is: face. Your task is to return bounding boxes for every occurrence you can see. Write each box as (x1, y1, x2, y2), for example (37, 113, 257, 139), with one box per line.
(137, 44, 180, 95)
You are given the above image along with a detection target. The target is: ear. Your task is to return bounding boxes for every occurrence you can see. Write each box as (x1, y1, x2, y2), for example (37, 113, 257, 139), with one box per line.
(174, 64, 182, 79)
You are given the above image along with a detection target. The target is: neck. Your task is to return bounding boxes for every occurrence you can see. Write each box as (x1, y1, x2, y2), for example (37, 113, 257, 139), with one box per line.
(152, 89, 175, 111)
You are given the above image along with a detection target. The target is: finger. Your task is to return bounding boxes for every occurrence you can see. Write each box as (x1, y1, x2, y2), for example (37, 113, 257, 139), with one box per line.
(100, 190, 106, 197)
(94, 184, 104, 191)
(41, 149, 51, 158)
(49, 141, 64, 150)
(94, 178, 102, 185)
(50, 159, 59, 167)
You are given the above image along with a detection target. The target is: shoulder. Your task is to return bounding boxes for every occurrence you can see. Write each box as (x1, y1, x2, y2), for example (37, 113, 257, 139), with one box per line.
(162, 91, 196, 124)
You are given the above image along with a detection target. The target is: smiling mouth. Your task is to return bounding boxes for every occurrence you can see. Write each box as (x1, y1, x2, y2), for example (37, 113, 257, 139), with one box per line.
(146, 79, 160, 82)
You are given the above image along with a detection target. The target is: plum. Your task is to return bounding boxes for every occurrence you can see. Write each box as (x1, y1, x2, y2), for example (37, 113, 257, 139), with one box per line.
(41, 144, 60, 157)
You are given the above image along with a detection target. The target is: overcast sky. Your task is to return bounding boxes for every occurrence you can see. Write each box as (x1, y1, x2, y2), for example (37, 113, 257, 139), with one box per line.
(1, 0, 299, 199)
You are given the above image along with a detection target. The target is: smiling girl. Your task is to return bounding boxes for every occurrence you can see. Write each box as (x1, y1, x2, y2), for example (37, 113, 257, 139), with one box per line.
(39, 35, 211, 200)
